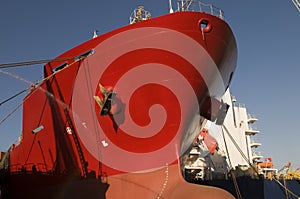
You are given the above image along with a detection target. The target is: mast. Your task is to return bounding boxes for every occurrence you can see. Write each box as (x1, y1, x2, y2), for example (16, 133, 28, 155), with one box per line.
(169, 0, 174, 13)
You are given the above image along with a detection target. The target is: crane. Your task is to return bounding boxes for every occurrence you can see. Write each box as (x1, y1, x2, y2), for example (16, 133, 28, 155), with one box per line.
(292, 0, 300, 12)
(278, 162, 291, 173)
(287, 168, 300, 180)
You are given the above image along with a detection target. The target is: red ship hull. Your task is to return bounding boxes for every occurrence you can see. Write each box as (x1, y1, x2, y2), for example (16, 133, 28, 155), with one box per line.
(1, 10, 237, 199)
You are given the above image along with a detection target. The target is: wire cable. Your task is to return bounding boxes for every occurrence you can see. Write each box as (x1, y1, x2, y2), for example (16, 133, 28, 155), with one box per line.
(273, 178, 300, 199)
(0, 88, 30, 106)
(222, 125, 260, 176)
(0, 57, 77, 69)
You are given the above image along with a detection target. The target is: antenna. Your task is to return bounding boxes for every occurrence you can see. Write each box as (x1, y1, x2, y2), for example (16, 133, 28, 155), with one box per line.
(292, 0, 300, 12)
(169, 0, 174, 13)
(93, 30, 99, 38)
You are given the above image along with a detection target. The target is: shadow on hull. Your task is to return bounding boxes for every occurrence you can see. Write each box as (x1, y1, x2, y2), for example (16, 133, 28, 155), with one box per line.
(0, 172, 109, 199)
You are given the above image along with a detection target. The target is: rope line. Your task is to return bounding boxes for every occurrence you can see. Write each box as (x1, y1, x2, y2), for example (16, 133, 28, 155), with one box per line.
(0, 53, 92, 130)
(0, 88, 30, 106)
(221, 127, 242, 199)
(36, 57, 85, 85)
(82, 59, 104, 176)
(284, 178, 289, 199)
(0, 102, 23, 127)
(0, 86, 39, 126)
(0, 56, 78, 69)
(222, 125, 260, 176)
(273, 178, 300, 199)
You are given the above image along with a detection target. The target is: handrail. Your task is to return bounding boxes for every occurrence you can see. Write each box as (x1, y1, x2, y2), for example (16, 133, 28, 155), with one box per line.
(9, 163, 50, 174)
(176, 0, 225, 19)
(251, 138, 261, 143)
(236, 103, 246, 108)
(252, 151, 262, 157)
(247, 126, 259, 131)
(247, 114, 257, 120)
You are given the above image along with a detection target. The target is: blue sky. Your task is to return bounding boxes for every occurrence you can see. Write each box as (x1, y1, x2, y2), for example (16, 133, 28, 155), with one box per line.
(0, 0, 299, 170)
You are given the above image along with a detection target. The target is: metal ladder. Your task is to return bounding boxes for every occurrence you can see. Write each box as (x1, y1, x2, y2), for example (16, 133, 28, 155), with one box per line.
(64, 108, 88, 178)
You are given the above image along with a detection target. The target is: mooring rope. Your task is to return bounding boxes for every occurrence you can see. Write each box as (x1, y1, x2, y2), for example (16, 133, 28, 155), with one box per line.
(273, 178, 300, 199)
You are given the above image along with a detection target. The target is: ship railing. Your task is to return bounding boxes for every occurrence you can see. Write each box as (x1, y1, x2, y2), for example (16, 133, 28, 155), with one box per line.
(248, 126, 259, 131)
(252, 151, 262, 157)
(234, 103, 246, 108)
(250, 138, 261, 144)
(247, 114, 257, 120)
(176, 0, 225, 20)
(247, 114, 258, 124)
(238, 103, 246, 108)
(9, 163, 51, 174)
(251, 138, 261, 143)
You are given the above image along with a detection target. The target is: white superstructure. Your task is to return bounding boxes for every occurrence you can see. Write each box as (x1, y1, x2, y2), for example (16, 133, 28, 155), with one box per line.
(183, 89, 265, 181)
